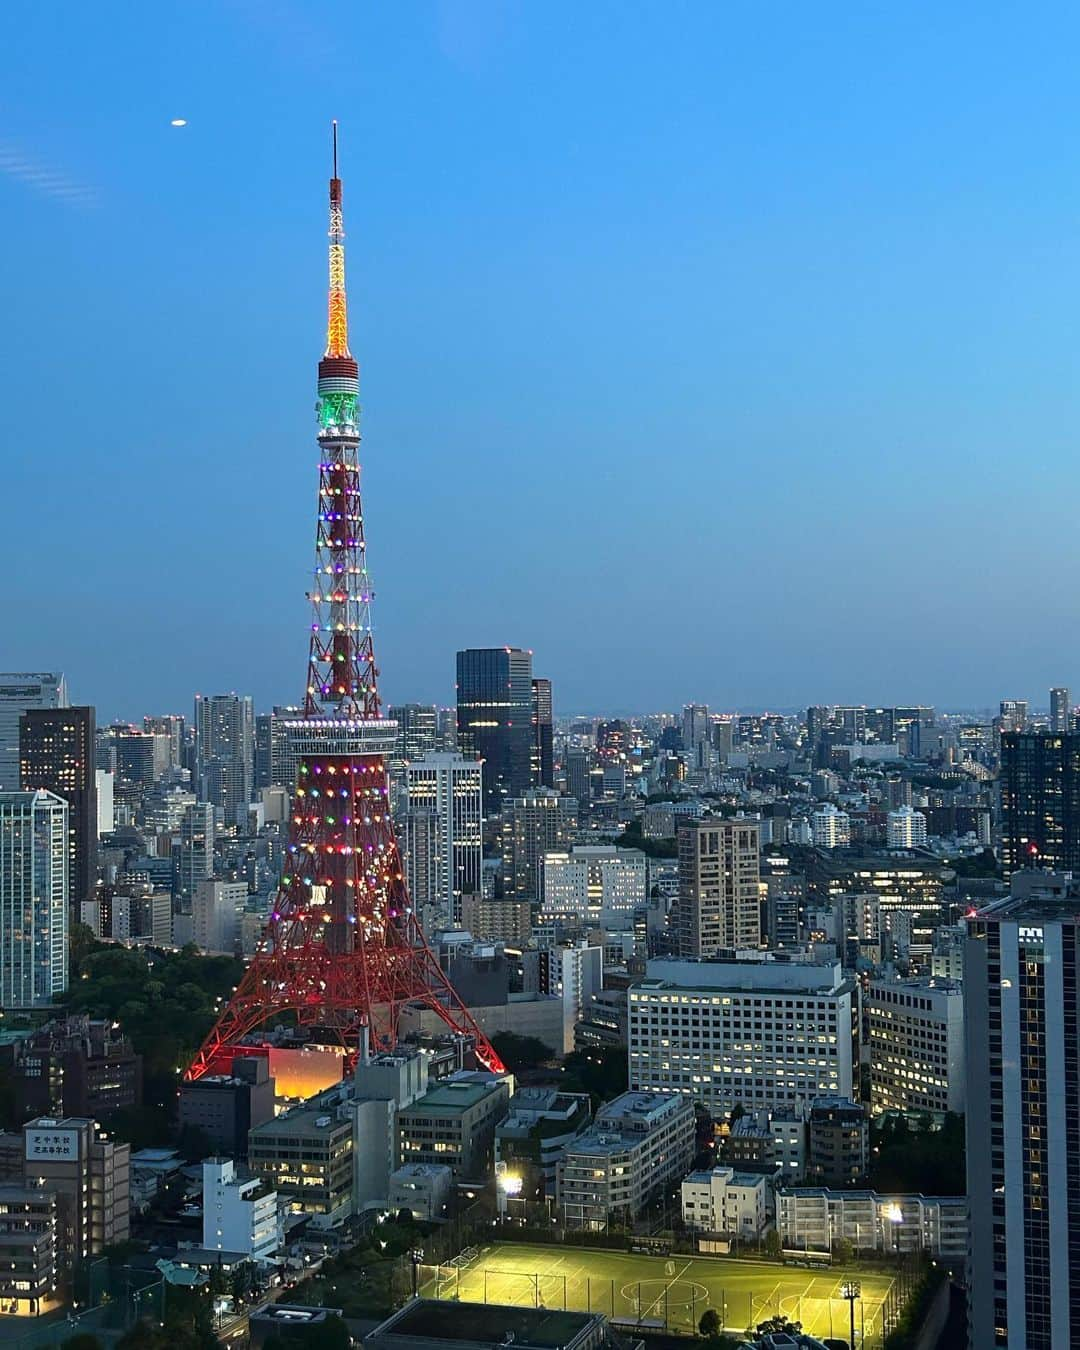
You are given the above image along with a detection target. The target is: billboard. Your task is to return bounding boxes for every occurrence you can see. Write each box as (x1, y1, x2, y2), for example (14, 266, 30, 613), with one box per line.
(25, 1127, 80, 1161)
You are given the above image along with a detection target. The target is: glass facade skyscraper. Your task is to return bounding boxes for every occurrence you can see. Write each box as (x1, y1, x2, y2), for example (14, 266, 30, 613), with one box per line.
(1000, 732, 1080, 877)
(456, 647, 535, 811)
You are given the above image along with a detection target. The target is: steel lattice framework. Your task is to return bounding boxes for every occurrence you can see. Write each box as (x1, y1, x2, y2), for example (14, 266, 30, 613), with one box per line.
(186, 127, 504, 1081)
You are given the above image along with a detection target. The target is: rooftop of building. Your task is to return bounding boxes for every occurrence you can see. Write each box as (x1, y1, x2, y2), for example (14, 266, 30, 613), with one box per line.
(866, 975, 962, 996)
(400, 1078, 504, 1116)
(369, 1299, 599, 1350)
(251, 1303, 344, 1324)
(683, 1167, 768, 1188)
(637, 955, 849, 995)
(777, 1186, 966, 1205)
(248, 1098, 351, 1137)
(390, 1163, 451, 1180)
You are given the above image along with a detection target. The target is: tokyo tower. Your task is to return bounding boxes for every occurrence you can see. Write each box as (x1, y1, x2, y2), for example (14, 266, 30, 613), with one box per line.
(186, 127, 504, 1081)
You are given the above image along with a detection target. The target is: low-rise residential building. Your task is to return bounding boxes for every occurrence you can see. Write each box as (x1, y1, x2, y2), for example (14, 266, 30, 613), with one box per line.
(202, 1158, 281, 1261)
(866, 977, 965, 1116)
(248, 1091, 354, 1228)
(725, 1111, 805, 1183)
(495, 1088, 592, 1200)
(0, 1187, 57, 1317)
(806, 1098, 868, 1188)
(388, 1163, 453, 1221)
(397, 1074, 510, 1181)
(777, 1188, 967, 1260)
(556, 1091, 694, 1230)
(680, 1166, 769, 1239)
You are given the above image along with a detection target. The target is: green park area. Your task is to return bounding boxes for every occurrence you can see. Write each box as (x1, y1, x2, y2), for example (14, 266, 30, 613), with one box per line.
(421, 1241, 896, 1346)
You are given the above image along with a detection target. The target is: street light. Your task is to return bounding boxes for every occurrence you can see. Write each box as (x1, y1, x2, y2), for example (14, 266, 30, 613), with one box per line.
(496, 1163, 523, 1221)
(841, 1281, 861, 1349)
(409, 1248, 425, 1298)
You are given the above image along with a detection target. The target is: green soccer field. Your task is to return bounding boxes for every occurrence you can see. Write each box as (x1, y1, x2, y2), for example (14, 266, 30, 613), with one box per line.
(421, 1241, 895, 1346)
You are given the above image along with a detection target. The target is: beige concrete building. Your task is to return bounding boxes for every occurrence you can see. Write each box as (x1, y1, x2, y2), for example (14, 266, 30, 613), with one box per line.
(672, 817, 761, 957)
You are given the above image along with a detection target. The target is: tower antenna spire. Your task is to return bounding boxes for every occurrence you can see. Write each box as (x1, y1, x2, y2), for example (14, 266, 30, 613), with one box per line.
(325, 120, 350, 359)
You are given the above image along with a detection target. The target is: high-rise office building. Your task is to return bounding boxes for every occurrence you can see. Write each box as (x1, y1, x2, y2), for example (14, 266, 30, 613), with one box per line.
(1000, 732, 1080, 877)
(254, 705, 303, 792)
(456, 648, 534, 810)
(403, 753, 483, 926)
(195, 693, 254, 823)
(501, 789, 578, 901)
(565, 748, 590, 806)
(1051, 686, 1072, 736)
(672, 817, 761, 957)
(0, 790, 68, 1007)
(398, 806, 439, 927)
(999, 699, 1029, 734)
(19, 707, 96, 911)
(0, 675, 68, 791)
(177, 802, 216, 903)
(531, 679, 554, 789)
(965, 890, 1080, 1348)
(142, 715, 185, 770)
(682, 704, 710, 752)
(111, 727, 169, 785)
(193, 879, 248, 955)
(389, 704, 439, 764)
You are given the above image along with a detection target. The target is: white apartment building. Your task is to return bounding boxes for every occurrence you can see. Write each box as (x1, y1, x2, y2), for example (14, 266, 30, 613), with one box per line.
(0, 790, 68, 1007)
(680, 1166, 769, 1239)
(628, 958, 856, 1116)
(193, 880, 248, 956)
(556, 1091, 694, 1230)
(404, 753, 482, 926)
(866, 977, 965, 1115)
(886, 806, 928, 850)
(541, 847, 647, 926)
(202, 1158, 281, 1261)
(777, 1188, 967, 1260)
(811, 805, 850, 850)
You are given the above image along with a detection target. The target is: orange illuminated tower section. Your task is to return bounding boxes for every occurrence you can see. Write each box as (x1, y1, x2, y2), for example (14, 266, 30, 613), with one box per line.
(186, 127, 504, 1080)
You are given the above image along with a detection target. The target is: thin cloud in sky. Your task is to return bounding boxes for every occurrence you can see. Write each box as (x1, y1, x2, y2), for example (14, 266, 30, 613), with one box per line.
(0, 141, 99, 207)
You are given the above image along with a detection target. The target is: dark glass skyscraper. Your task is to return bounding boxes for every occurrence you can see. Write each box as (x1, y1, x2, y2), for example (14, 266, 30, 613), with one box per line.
(531, 678, 554, 789)
(456, 647, 534, 811)
(1000, 732, 1080, 876)
(19, 705, 97, 911)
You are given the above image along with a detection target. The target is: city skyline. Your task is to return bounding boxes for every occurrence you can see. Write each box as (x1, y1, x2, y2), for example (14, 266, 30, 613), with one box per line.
(8, 5, 1080, 713)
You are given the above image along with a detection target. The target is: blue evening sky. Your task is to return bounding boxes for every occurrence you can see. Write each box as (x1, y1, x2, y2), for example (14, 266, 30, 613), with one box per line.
(3, 2, 1080, 720)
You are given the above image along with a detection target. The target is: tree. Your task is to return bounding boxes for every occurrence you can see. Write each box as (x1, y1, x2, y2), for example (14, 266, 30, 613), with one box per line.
(833, 1235, 854, 1263)
(491, 1032, 554, 1073)
(699, 1309, 721, 1338)
(62, 1336, 105, 1350)
(764, 1228, 781, 1258)
(561, 1047, 627, 1105)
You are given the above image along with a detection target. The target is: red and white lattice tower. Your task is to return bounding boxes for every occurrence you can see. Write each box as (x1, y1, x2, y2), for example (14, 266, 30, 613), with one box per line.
(186, 127, 504, 1080)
